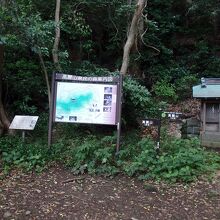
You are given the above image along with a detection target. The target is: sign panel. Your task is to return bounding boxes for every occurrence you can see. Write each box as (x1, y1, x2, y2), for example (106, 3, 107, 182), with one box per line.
(55, 73, 118, 83)
(162, 112, 182, 120)
(54, 82, 118, 125)
(142, 119, 160, 127)
(9, 115, 39, 130)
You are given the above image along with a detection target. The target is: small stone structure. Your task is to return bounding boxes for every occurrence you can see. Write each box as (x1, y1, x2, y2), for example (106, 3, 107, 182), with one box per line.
(193, 78, 220, 148)
(185, 117, 200, 138)
(167, 122, 183, 139)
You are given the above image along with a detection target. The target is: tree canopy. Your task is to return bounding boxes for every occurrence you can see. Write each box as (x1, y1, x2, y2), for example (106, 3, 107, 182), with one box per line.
(0, 0, 219, 130)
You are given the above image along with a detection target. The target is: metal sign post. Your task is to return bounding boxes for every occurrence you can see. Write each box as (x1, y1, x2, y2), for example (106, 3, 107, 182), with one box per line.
(142, 119, 161, 151)
(157, 124, 161, 148)
(48, 73, 123, 153)
(142, 112, 183, 152)
(116, 74, 123, 155)
(22, 131, 25, 142)
(48, 73, 56, 147)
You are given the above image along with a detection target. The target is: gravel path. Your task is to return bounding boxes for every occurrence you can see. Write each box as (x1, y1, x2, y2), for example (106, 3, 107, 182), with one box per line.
(0, 165, 220, 220)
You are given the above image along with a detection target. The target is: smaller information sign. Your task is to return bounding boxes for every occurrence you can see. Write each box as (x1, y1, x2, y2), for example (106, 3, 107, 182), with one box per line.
(162, 112, 182, 120)
(9, 115, 39, 130)
(142, 119, 160, 127)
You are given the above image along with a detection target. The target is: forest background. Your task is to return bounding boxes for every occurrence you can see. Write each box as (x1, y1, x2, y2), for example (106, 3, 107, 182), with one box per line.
(0, 0, 220, 182)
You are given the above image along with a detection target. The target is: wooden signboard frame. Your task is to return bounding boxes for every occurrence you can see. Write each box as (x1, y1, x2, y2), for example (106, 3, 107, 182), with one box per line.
(48, 73, 123, 153)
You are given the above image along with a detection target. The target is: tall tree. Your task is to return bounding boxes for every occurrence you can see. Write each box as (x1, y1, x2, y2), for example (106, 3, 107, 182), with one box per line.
(0, 43, 10, 134)
(52, 0, 61, 72)
(120, 0, 147, 75)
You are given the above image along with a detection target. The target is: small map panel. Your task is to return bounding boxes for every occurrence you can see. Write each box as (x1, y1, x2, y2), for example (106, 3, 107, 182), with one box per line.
(54, 82, 118, 125)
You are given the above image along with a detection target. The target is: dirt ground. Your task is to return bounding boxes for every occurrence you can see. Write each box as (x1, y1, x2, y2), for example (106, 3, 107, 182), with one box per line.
(0, 165, 220, 220)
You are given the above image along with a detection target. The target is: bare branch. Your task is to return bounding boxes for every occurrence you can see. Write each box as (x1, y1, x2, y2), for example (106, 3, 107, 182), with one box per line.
(52, 0, 62, 72)
(139, 0, 160, 55)
(0, 44, 11, 134)
(38, 49, 51, 107)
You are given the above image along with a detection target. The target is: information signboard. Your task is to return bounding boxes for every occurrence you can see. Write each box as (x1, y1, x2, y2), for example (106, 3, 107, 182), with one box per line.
(54, 82, 117, 125)
(48, 73, 123, 153)
(9, 115, 39, 130)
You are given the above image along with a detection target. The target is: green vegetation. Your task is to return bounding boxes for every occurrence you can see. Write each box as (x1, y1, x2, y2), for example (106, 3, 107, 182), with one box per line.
(0, 0, 220, 183)
(1, 0, 220, 114)
(1, 129, 219, 183)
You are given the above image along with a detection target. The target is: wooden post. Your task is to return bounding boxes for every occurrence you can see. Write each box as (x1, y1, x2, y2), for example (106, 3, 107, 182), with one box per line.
(48, 72, 56, 147)
(116, 74, 123, 154)
(219, 103, 220, 132)
(203, 102, 206, 133)
(22, 131, 25, 142)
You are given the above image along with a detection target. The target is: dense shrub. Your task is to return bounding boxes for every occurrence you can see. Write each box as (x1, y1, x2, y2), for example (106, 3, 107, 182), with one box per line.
(0, 137, 48, 173)
(123, 77, 152, 124)
(152, 80, 178, 103)
(1, 132, 219, 183)
(174, 75, 199, 100)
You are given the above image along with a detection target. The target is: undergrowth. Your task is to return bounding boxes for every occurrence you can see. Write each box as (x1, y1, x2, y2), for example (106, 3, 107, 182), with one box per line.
(0, 131, 219, 183)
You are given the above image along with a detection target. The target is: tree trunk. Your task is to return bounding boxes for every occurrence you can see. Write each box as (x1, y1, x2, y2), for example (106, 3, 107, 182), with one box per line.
(52, 0, 61, 72)
(38, 50, 51, 107)
(120, 0, 147, 75)
(0, 43, 11, 134)
(0, 0, 7, 7)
